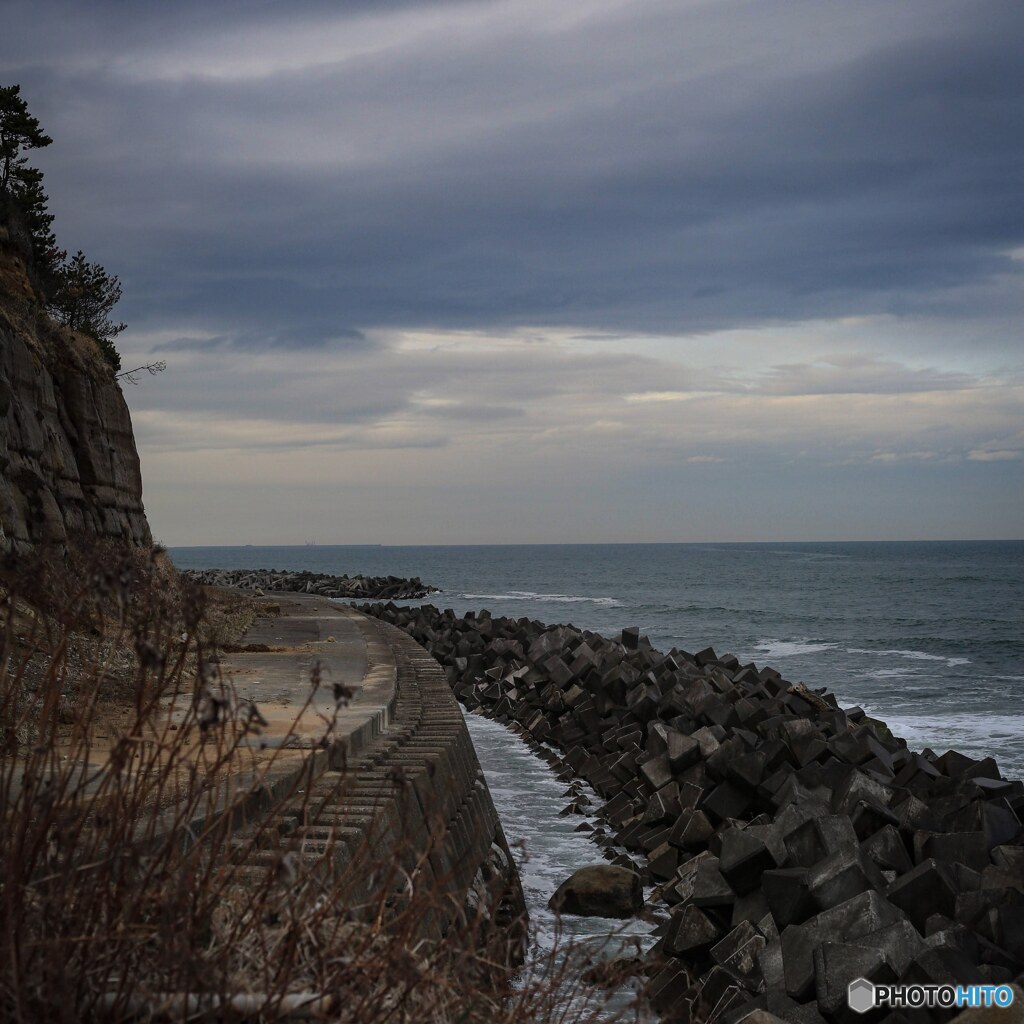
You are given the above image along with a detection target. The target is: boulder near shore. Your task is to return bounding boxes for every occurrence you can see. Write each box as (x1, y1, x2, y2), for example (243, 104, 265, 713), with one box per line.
(549, 864, 644, 918)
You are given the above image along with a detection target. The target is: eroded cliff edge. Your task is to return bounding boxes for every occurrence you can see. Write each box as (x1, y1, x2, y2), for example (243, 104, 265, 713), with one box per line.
(0, 217, 151, 553)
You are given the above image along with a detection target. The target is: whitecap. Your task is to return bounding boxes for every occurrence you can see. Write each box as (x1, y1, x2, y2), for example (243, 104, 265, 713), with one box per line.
(830, 702, 1024, 779)
(755, 638, 840, 658)
(847, 647, 971, 668)
(461, 590, 621, 606)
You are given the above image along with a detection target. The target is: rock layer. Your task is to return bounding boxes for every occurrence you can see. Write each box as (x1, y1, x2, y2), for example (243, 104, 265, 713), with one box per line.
(0, 221, 151, 553)
(358, 601, 1024, 1024)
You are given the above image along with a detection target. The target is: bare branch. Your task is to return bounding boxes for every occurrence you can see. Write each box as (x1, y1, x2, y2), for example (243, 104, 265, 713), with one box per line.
(116, 360, 166, 385)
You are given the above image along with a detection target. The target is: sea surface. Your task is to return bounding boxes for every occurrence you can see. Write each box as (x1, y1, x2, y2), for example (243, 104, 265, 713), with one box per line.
(171, 541, 1024, 778)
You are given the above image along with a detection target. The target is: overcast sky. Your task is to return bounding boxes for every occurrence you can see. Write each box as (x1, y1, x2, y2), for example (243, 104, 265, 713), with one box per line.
(4, 0, 1022, 543)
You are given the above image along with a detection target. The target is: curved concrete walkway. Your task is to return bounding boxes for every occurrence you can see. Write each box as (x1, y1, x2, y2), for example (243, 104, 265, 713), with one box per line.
(212, 592, 526, 948)
(195, 592, 402, 825)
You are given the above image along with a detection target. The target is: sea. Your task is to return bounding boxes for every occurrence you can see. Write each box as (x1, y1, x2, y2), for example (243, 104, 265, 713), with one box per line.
(170, 541, 1024, 779)
(170, 541, 1022, 1015)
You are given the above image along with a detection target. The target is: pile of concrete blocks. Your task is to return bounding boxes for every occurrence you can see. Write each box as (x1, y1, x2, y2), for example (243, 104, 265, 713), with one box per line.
(182, 568, 439, 600)
(358, 601, 1024, 1024)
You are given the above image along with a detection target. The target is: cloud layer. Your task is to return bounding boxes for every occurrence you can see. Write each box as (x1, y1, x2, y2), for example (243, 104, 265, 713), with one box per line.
(2, 0, 1021, 541)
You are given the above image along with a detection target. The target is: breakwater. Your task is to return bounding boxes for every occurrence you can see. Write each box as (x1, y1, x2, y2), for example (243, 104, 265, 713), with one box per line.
(183, 567, 439, 600)
(358, 601, 1024, 1023)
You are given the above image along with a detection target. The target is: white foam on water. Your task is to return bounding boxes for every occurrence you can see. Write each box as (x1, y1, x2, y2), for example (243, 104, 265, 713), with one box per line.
(847, 647, 971, 668)
(755, 638, 840, 658)
(859, 667, 923, 680)
(464, 710, 655, 1022)
(839, 703, 1024, 779)
(462, 590, 622, 607)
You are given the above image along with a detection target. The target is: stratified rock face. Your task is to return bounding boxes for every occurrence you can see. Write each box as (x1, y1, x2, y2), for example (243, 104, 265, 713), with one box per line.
(0, 234, 151, 553)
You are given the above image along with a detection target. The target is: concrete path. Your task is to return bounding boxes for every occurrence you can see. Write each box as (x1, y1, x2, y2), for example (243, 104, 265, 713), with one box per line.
(195, 592, 400, 818)
(220, 592, 379, 750)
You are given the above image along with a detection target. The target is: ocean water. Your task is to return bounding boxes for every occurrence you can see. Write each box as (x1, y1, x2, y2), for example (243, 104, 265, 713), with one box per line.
(463, 711, 655, 1020)
(171, 541, 1024, 777)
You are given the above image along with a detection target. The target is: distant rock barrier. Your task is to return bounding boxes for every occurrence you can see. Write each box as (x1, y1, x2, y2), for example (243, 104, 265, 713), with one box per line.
(182, 568, 439, 601)
(358, 601, 1024, 1024)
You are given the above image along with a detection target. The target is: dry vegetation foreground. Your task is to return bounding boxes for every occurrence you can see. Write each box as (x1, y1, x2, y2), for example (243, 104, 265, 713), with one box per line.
(0, 545, 640, 1023)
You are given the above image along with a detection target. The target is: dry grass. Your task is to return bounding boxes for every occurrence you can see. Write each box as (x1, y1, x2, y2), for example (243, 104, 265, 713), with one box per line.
(0, 544, 647, 1023)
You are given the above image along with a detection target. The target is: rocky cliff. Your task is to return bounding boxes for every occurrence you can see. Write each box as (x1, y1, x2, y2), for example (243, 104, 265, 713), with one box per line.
(0, 217, 151, 554)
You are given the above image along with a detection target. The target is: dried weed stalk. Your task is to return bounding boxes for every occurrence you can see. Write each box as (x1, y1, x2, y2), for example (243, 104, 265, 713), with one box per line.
(0, 545, 645, 1023)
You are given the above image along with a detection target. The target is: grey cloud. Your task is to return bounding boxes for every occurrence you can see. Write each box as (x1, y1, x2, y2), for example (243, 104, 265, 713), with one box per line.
(3, 0, 1020, 346)
(752, 356, 982, 396)
(124, 341, 686, 427)
(150, 324, 369, 353)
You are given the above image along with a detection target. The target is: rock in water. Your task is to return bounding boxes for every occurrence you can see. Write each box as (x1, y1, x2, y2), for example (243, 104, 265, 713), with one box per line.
(548, 864, 643, 918)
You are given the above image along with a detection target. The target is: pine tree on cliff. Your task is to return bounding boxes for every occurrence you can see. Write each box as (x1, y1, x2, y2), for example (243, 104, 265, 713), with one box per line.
(0, 85, 52, 192)
(46, 252, 126, 371)
(1, 84, 126, 372)
(0, 85, 62, 289)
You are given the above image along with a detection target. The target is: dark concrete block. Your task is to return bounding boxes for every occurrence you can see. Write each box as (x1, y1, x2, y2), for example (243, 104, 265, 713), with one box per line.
(996, 905, 1024, 961)
(784, 815, 859, 869)
(747, 822, 789, 866)
(703, 782, 753, 823)
(850, 799, 901, 841)
(813, 941, 897, 1018)
(646, 959, 694, 1015)
(720, 827, 779, 895)
(886, 858, 959, 931)
(902, 945, 983, 987)
(693, 855, 737, 909)
(855, 918, 927, 974)
(757, 939, 786, 991)
(639, 752, 674, 793)
(670, 809, 715, 850)
(936, 749, 979, 779)
(832, 767, 895, 815)
(732, 889, 771, 929)
(992, 844, 1024, 875)
(667, 730, 702, 772)
(693, 724, 726, 758)
(894, 793, 943, 834)
(712, 921, 767, 990)
(781, 923, 820, 1000)
(664, 903, 725, 955)
(815, 889, 907, 942)
(861, 825, 914, 875)
(695, 646, 720, 667)
(918, 831, 991, 873)
(648, 841, 681, 882)
(764, 991, 829, 1024)
(669, 850, 718, 905)
(762, 868, 815, 928)
(807, 847, 887, 911)
(730, 751, 770, 791)
(955, 887, 1024, 930)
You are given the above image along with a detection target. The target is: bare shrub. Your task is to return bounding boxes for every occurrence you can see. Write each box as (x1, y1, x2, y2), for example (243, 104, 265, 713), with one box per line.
(0, 547, 645, 1022)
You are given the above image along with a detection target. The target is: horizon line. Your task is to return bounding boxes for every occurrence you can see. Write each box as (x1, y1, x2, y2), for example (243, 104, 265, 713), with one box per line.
(164, 538, 1024, 548)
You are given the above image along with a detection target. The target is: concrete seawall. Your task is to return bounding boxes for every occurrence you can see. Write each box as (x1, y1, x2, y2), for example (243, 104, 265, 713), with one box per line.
(214, 593, 526, 955)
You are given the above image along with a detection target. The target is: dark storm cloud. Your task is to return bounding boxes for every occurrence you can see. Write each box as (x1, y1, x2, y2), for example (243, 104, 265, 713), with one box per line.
(2, 0, 1022, 344)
